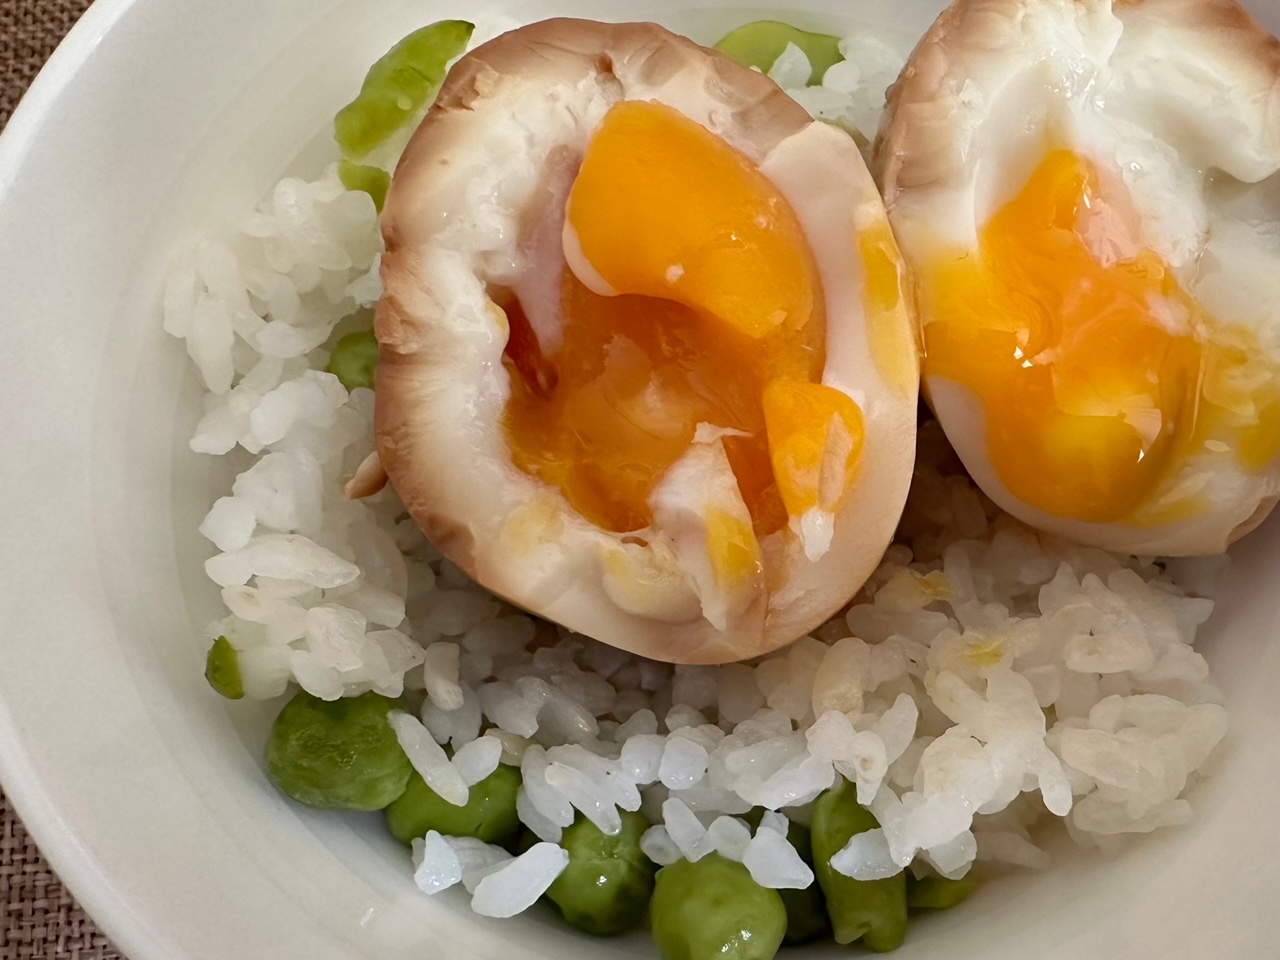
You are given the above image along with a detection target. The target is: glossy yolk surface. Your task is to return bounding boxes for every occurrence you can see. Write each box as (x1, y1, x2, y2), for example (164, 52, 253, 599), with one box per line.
(763, 380, 865, 519)
(503, 100, 857, 537)
(568, 100, 817, 341)
(922, 149, 1280, 524)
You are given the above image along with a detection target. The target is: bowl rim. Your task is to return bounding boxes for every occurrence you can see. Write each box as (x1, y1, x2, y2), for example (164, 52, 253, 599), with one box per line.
(1, 3, 1277, 960)
(0, 5, 172, 958)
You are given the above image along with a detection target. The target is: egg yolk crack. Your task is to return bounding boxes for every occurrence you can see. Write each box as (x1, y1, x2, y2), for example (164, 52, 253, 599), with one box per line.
(501, 99, 864, 565)
(921, 149, 1280, 525)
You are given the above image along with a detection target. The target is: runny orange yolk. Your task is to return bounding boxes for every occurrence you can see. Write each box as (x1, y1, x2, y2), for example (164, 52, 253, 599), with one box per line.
(501, 99, 861, 537)
(921, 149, 1280, 524)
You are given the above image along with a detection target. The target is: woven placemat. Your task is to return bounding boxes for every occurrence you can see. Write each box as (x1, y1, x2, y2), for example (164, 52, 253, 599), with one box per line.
(0, 795, 121, 960)
(0, 0, 92, 127)
(2, 3, 125, 956)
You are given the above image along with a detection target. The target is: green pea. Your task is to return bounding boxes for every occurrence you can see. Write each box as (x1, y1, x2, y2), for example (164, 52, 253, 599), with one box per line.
(811, 779, 909, 952)
(907, 871, 978, 911)
(339, 160, 392, 212)
(714, 21, 842, 86)
(778, 821, 831, 945)
(204, 636, 244, 700)
(547, 811, 656, 937)
(651, 854, 787, 960)
(385, 763, 521, 845)
(736, 808, 830, 943)
(325, 330, 380, 392)
(265, 690, 411, 811)
(334, 20, 474, 160)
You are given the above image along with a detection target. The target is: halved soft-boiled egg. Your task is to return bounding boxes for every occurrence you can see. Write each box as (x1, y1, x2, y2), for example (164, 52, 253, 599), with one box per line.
(375, 19, 919, 664)
(877, 0, 1280, 556)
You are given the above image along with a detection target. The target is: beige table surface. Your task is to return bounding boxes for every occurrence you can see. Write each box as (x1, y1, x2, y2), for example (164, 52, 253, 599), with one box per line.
(1, 2, 125, 957)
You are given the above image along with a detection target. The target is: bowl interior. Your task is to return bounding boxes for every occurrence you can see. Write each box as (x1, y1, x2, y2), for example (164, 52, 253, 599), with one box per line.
(0, 0, 1277, 958)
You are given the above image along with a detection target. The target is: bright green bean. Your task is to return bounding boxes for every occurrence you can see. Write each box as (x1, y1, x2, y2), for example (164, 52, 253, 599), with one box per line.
(546, 811, 655, 936)
(334, 20, 474, 160)
(325, 330, 380, 392)
(811, 779, 909, 952)
(385, 763, 521, 845)
(907, 871, 979, 911)
(265, 690, 411, 811)
(714, 21, 842, 86)
(339, 160, 392, 211)
(204, 636, 244, 700)
(651, 854, 787, 960)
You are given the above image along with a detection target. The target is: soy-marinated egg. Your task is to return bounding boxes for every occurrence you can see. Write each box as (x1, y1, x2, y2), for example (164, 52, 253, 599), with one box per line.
(877, 0, 1280, 555)
(375, 19, 919, 664)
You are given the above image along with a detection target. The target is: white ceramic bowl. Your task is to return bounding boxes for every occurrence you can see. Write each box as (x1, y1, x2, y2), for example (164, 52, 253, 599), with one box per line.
(0, 1, 1277, 958)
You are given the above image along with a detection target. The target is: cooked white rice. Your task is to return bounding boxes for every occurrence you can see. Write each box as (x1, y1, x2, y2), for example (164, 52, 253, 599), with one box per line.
(163, 23, 1230, 922)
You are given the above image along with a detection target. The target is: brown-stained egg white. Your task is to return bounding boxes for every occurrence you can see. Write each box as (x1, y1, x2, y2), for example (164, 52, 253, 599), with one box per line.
(375, 19, 920, 664)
